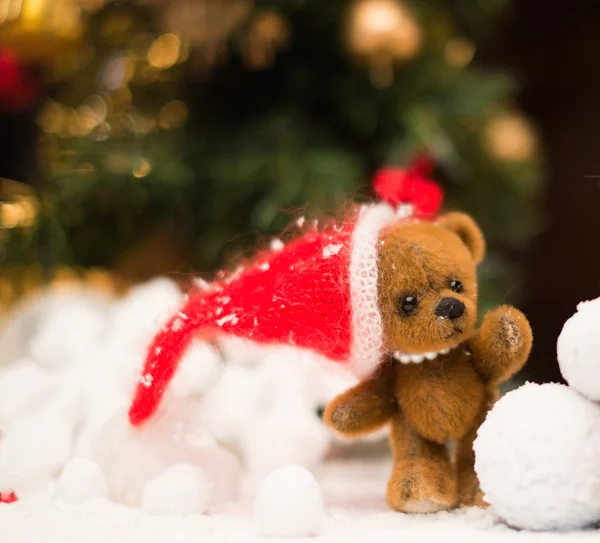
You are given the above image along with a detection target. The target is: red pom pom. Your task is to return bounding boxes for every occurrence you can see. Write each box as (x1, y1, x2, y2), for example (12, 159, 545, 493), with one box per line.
(0, 490, 18, 504)
(373, 167, 413, 206)
(411, 178, 443, 219)
(372, 155, 443, 219)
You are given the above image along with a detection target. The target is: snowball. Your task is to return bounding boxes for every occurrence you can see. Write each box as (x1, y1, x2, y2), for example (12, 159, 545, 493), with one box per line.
(242, 411, 330, 482)
(474, 382, 600, 531)
(108, 278, 183, 351)
(27, 293, 107, 367)
(142, 463, 213, 516)
(0, 359, 57, 426)
(254, 465, 324, 537)
(171, 341, 222, 398)
(92, 403, 241, 508)
(557, 297, 600, 400)
(54, 457, 108, 504)
(0, 407, 75, 490)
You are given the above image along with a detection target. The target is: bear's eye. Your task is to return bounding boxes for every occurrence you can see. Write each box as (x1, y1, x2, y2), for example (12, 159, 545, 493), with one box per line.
(398, 295, 418, 315)
(450, 280, 463, 293)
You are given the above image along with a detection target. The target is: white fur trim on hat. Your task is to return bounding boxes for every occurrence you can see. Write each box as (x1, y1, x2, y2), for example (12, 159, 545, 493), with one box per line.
(349, 203, 410, 377)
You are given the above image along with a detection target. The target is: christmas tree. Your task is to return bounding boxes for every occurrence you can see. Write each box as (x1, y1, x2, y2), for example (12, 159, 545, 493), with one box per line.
(0, 0, 541, 312)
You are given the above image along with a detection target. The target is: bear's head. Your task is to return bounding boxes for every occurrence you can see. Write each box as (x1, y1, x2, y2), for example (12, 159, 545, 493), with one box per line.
(377, 212, 485, 360)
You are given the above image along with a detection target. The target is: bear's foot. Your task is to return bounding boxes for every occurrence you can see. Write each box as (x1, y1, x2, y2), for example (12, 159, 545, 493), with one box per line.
(386, 461, 457, 514)
(457, 469, 488, 508)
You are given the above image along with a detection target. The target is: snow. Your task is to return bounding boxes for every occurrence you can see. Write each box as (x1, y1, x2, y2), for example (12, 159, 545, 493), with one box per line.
(254, 465, 324, 537)
(557, 297, 600, 400)
(474, 382, 600, 531)
(1, 458, 600, 542)
(141, 463, 213, 516)
(55, 458, 108, 504)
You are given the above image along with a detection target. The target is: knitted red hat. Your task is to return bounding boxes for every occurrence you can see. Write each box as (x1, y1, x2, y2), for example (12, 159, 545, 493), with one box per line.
(129, 159, 443, 426)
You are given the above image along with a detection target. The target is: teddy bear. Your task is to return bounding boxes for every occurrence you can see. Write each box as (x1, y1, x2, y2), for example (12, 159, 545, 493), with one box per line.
(124, 163, 532, 515)
(324, 211, 533, 514)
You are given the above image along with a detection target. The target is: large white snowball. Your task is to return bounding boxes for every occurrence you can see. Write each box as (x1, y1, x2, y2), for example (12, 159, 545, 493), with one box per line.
(557, 297, 600, 400)
(253, 465, 324, 537)
(54, 457, 108, 504)
(142, 463, 213, 516)
(474, 382, 600, 531)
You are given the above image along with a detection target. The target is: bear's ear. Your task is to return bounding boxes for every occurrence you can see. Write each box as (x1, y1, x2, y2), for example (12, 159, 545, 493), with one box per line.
(437, 212, 486, 264)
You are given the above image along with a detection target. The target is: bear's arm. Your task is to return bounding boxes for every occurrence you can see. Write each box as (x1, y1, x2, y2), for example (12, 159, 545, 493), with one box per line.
(324, 359, 398, 438)
(467, 305, 533, 385)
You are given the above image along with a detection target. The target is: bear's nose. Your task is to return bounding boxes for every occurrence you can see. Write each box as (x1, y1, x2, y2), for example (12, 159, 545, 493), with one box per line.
(435, 297, 465, 319)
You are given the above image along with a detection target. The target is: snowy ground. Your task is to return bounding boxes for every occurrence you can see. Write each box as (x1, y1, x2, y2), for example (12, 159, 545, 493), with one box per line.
(2, 457, 599, 543)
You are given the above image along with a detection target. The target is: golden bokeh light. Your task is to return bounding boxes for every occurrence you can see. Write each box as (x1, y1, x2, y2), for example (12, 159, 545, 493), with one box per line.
(347, 0, 421, 60)
(147, 33, 181, 69)
(133, 158, 152, 178)
(445, 37, 476, 68)
(159, 100, 189, 129)
(485, 113, 538, 162)
(0, 196, 38, 229)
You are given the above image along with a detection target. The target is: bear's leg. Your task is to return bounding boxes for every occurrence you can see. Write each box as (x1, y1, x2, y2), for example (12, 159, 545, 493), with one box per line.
(386, 414, 457, 513)
(455, 399, 493, 507)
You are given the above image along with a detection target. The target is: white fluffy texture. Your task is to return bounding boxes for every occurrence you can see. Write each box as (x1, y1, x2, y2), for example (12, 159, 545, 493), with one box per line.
(91, 402, 241, 509)
(349, 203, 397, 378)
(474, 382, 600, 531)
(557, 297, 600, 400)
(0, 359, 57, 426)
(199, 346, 372, 483)
(253, 465, 324, 537)
(3, 457, 579, 543)
(0, 402, 76, 493)
(27, 295, 108, 368)
(142, 463, 213, 516)
(0, 290, 111, 369)
(55, 457, 108, 504)
(0, 277, 380, 508)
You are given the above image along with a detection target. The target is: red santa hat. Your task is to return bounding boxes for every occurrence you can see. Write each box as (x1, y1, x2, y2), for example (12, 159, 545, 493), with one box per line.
(129, 158, 443, 426)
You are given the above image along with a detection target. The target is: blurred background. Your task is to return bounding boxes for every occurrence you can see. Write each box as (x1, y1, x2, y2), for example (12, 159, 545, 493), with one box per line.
(0, 0, 596, 384)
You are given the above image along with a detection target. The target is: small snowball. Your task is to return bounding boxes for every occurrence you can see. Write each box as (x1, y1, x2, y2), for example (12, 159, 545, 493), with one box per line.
(142, 463, 213, 516)
(242, 412, 330, 482)
(254, 465, 324, 537)
(27, 294, 107, 367)
(54, 457, 108, 504)
(557, 297, 600, 400)
(474, 382, 600, 531)
(0, 407, 75, 490)
(0, 359, 57, 426)
(92, 404, 241, 507)
(171, 341, 222, 398)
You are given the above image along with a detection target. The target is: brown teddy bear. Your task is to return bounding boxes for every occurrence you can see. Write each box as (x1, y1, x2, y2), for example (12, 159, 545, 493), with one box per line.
(324, 212, 532, 514)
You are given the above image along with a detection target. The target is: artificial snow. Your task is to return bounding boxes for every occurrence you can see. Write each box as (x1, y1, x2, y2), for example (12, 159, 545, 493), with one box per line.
(91, 404, 241, 509)
(2, 458, 600, 542)
(141, 463, 213, 516)
(474, 382, 600, 531)
(557, 297, 600, 400)
(54, 457, 108, 504)
(254, 464, 324, 537)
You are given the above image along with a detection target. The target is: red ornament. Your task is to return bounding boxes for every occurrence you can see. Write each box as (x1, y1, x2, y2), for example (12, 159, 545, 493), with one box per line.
(0, 49, 40, 112)
(373, 155, 443, 219)
(0, 490, 18, 504)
